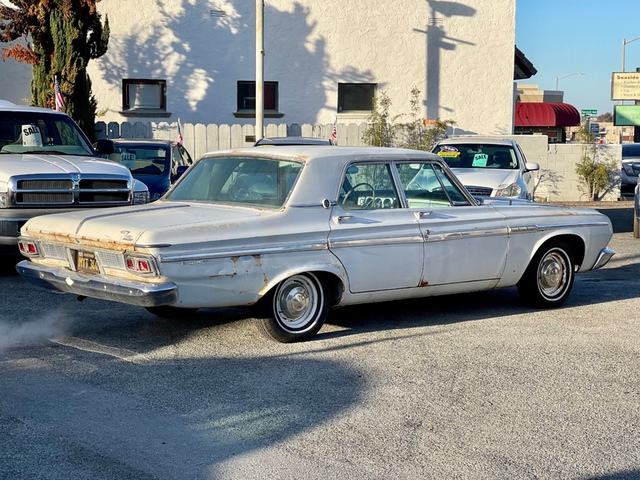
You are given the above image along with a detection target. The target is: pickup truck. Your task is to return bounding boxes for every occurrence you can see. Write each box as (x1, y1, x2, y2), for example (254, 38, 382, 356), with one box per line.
(0, 100, 149, 254)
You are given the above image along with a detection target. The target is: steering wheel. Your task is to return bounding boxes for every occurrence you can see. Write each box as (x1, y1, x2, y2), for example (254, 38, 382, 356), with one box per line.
(342, 182, 375, 208)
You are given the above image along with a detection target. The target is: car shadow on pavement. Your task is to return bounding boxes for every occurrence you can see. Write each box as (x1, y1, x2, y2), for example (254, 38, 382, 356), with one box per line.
(0, 347, 364, 478)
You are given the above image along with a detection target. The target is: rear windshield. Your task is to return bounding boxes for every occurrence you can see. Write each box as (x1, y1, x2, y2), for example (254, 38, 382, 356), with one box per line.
(433, 144, 517, 170)
(167, 156, 303, 208)
(105, 145, 169, 174)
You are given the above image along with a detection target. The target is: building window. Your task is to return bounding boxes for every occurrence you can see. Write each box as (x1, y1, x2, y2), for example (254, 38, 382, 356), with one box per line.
(234, 81, 283, 118)
(121, 79, 170, 117)
(338, 83, 376, 112)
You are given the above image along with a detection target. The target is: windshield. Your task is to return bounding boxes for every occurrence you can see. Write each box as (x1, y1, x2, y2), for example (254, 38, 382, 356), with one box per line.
(104, 145, 169, 174)
(166, 156, 303, 208)
(433, 144, 518, 170)
(0, 110, 95, 156)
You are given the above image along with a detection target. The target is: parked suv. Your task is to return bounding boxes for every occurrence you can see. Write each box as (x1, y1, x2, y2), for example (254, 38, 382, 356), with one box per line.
(432, 137, 539, 200)
(0, 101, 149, 253)
(621, 143, 640, 195)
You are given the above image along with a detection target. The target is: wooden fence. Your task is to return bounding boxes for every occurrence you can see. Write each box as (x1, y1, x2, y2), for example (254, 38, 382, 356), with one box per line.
(95, 121, 369, 159)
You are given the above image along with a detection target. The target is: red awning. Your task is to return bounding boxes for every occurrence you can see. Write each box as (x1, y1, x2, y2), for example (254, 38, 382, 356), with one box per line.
(515, 102, 580, 127)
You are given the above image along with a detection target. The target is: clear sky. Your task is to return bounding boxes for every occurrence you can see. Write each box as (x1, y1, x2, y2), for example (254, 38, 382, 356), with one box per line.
(516, 0, 640, 116)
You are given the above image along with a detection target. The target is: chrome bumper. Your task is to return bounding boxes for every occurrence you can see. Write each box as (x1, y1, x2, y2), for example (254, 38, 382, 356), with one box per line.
(592, 248, 615, 271)
(16, 260, 178, 307)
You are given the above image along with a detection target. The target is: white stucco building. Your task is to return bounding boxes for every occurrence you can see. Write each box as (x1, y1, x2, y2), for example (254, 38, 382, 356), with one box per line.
(2, 0, 519, 135)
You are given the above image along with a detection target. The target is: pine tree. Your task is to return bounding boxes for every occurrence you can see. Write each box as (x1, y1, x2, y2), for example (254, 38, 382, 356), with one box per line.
(0, 0, 109, 141)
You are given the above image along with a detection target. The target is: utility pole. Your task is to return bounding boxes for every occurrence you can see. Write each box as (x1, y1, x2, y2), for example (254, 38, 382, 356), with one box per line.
(255, 0, 264, 141)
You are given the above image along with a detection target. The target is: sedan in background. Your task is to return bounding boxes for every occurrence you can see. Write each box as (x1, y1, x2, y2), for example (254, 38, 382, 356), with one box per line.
(96, 139, 193, 201)
(432, 137, 540, 200)
(16, 146, 614, 343)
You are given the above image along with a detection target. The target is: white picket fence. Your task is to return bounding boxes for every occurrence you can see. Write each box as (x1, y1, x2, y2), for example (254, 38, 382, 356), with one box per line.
(95, 121, 369, 159)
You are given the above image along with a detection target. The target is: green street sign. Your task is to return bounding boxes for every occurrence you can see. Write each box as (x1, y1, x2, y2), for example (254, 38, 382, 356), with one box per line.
(581, 109, 597, 115)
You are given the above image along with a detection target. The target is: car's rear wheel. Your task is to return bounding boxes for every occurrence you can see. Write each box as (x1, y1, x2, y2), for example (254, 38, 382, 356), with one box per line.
(517, 239, 575, 308)
(257, 273, 328, 343)
(145, 306, 198, 318)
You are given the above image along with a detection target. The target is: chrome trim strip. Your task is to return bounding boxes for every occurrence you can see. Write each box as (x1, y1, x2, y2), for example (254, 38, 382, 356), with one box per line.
(508, 221, 611, 234)
(159, 242, 329, 263)
(424, 228, 507, 242)
(329, 234, 423, 249)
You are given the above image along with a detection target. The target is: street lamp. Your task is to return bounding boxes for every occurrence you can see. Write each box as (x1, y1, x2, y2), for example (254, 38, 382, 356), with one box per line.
(554, 72, 585, 90)
(621, 36, 640, 72)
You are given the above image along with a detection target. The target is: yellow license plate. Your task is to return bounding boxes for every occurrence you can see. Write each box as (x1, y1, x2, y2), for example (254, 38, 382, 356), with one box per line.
(77, 251, 99, 273)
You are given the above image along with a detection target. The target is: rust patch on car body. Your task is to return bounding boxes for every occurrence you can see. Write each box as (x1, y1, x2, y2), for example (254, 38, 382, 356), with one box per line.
(30, 230, 134, 252)
(419, 278, 429, 286)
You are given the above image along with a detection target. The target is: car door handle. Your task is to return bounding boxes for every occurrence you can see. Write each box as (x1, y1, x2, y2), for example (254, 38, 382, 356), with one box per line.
(335, 215, 352, 223)
(418, 211, 432, 218)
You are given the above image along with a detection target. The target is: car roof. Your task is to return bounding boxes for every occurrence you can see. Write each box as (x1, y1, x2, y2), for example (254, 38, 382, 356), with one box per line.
(108, 138, 176, 146)
(436, 136, 517, 147)
(203, 145, 441, 165)
(0, 101, 69, 115)
(254, 136, 332, 146)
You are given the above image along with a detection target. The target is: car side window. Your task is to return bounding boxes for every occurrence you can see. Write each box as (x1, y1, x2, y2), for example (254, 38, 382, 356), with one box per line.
(397, 162, 470, 207)
(340, 163, 399, 210)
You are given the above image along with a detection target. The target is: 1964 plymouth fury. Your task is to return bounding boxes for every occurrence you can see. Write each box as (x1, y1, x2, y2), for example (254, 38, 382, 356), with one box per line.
(16, 146, 615, 342)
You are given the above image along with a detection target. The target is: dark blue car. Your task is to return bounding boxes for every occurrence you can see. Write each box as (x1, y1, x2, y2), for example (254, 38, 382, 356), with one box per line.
(96, 139, 193, 201)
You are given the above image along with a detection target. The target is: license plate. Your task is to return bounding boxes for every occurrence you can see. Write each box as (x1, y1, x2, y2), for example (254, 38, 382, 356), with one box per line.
(77, 251, 99, 274)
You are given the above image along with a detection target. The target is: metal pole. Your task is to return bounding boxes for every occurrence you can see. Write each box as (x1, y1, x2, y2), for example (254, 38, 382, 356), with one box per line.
(255, 0, 264, 141)
(622, 38, 626, 72)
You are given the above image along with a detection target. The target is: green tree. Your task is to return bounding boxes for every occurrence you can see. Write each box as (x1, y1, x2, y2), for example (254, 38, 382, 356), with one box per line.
(0, 0, 109, 140)
(397, 87, 455, 151)
(574, 124, 618, 201)
(362, 91, 398, 147)
(362, 88, 455, 151)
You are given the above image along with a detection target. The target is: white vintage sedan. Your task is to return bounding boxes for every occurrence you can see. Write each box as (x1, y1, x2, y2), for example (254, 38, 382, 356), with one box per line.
(16, 146, 615, 342)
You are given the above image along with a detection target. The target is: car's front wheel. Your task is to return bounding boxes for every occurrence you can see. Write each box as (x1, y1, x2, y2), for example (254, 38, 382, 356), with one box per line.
(257, 273, 329, 343)
(517, 240, 575, 308)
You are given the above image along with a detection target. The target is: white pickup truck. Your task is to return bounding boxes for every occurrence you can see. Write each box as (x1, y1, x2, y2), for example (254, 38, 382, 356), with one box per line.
(0, 101, 149, 253)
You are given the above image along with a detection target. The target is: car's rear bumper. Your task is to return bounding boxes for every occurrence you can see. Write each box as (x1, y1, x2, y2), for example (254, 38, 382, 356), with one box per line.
(16, 260, 178, 307)
(592, 248, 615, 271)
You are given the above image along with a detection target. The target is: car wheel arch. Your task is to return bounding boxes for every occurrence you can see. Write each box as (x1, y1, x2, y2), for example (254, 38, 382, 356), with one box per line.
(519, 233, 585, 280)
(257, 266, 346, 307)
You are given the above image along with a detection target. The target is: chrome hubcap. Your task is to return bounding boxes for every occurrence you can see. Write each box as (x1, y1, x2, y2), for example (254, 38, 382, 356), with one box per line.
(274, 275, 321, 331)
(538, 250, 568, 298)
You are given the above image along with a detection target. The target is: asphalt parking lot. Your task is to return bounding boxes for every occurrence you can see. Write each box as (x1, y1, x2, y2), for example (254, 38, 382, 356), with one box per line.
(0, 203, 638, 479)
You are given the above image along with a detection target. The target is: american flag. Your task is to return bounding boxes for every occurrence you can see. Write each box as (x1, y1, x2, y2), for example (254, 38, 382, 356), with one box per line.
(54, 76, 65, 111)
(176, 118, 183, 145)
(330, 123, 337, 145)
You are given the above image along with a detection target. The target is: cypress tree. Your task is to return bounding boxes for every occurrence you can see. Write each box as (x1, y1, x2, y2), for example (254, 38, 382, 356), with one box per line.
(0, 0, 109, 141)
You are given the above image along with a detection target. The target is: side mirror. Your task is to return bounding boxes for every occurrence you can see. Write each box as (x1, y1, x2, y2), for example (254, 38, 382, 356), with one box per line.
(525, 162, 540, 172)
(94, 139, 114, 155)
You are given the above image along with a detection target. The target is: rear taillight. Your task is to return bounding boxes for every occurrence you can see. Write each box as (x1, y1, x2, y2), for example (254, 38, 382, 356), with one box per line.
(124, 254, 157, 276)
(18, 240, 39, 257)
